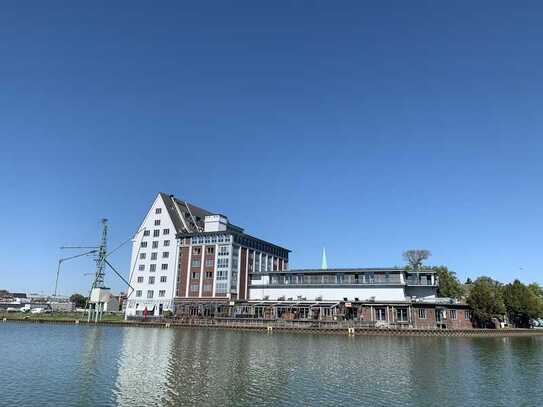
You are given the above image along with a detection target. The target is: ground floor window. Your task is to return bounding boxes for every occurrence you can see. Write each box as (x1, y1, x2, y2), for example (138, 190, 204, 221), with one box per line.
(449, 309, 457, 320)
(376, 308, 386, 321)
(396, 308, 408, 322)
(418, 309, 427, 319)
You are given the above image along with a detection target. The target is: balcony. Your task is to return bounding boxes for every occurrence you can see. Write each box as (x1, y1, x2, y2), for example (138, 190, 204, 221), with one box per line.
(406, 274, 437, 286)
(262, 274, 403, 287)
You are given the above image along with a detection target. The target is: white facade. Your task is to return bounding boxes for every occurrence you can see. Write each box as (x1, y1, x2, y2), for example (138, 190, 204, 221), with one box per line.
(125, 194, 179, 317)
(248, 287, 407, 302)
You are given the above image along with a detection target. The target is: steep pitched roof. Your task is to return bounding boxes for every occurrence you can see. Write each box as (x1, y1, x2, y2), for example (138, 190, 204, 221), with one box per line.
(159, 192, 215, 234)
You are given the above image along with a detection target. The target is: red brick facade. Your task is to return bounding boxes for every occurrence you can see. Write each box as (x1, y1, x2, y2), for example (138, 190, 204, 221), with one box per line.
(177, 246, 190, 298)
(239, 247, 247, 300)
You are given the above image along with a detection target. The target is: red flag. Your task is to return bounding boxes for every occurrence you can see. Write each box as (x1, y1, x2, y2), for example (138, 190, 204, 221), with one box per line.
(143, 306, 148, 320)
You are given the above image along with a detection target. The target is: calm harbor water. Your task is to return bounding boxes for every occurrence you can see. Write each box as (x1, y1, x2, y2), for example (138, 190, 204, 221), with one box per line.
(1, 323, 543, 406)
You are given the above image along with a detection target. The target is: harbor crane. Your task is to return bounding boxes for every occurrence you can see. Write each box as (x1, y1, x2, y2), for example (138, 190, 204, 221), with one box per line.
(55, 218, 136, 322)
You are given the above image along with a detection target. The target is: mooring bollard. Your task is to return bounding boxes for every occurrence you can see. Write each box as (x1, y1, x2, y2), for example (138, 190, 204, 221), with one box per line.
(267, 325, 273, 333)
(347, 327, 355, 335)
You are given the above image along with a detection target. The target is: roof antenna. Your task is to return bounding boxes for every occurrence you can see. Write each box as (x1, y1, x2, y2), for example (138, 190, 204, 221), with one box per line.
(321, 247, 328, 270)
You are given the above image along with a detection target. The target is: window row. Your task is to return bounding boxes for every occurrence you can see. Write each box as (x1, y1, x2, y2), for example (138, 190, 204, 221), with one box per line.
(191, 235, 232, 245)
(143, 229, 170, 237)
(417, 309, 465, 320)
(138, 263, 168, 271)
(190, 271, 214, 279)
(136, 276, 168, 284)
(139, 252, 169, 260)
(141, 240, 170, 248)
(135, 289, 166, 298)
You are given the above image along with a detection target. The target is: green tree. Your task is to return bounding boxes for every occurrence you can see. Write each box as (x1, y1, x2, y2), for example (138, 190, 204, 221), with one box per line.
(503, 280, 543, 328)
(466, 277, 506, 328)
(432, 266, 464, 299)
(528, 283, 543, 299)
(70, 293, 87, 309)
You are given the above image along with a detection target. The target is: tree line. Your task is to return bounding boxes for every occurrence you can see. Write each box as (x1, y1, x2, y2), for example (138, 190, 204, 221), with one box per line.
(403, 250, 543, 328)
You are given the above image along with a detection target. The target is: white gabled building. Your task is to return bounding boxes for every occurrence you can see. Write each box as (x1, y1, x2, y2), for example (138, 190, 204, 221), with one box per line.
(125, 193, 214, 317)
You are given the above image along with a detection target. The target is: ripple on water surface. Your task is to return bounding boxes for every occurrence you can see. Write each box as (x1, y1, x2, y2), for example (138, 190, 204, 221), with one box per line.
(1, 323, 543, 406)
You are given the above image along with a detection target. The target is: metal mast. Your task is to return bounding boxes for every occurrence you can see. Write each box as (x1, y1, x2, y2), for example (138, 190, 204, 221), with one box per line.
(91, 218, 108, 289)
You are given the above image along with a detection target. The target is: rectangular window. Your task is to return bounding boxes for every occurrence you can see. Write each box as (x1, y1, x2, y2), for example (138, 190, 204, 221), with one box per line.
(136, 290, 142, 297)
(190, 284, 199, 292)
(137, 276, 144, 283)
(138, 264, 145, 271)
(396, 308, 408, 322)
(163, 228, 170, 235)
(162, 252, 169, 258)
(151, 252, 157, 260)
(143, 230, 150, 236)
(147, 290, 154, 299)
(206, 246, 214, 254)
(192, 259, 201, 268)
(161, 263, 168, 270)
(418, 309, 427, 319)
(215, 281, 227, 294)
(155, 208, 162, 214)
(139, 253, 146, 259)
(154, 219, 161, 226)
(205, 271, 213, 279)
(464, 310, 471, 320)
(164, 240, 170, 247)
(140, 241, 147, 248)
(218, 245, 229, 256)
(205, 259, 214, 267)
(148, 276, 155, 284)
(450, 310, 457, 320)
(376, 308, 387, 321)
(160, 276, 167, 283)
(203, 284, 212, 292)
(152, 241, 158, 249)
(217, 258, 229, 268)
(153, 229, 160, 237)
(150, 264, 156, 272)
(193, 247, 201, 255)
(191, 271, 200, 279)
(158, 290, 165, 297)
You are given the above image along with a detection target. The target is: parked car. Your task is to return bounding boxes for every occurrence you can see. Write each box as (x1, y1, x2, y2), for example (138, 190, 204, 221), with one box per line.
(20, 304, 32, 313)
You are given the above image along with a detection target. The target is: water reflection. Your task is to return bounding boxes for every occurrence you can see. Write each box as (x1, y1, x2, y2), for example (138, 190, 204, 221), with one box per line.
(2, 323, 543, 407)
(113, 327, 175, 406)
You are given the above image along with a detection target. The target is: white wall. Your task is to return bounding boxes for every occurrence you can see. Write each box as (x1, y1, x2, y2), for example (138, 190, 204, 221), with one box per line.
(248, 287, 407, 302)
(125, 194, 179, 316)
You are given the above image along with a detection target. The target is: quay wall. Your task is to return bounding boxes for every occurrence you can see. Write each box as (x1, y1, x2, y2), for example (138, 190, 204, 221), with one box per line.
(3, 317, 543, 337)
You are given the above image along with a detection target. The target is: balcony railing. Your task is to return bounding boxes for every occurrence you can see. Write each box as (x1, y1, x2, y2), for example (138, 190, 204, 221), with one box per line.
(259, 276, 404, 287)
(406, 279, 437, 286)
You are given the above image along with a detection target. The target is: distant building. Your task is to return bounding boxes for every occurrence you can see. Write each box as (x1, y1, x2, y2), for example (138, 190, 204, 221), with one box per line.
(125, 193, 289, 318)
(125, 193, 472, 329)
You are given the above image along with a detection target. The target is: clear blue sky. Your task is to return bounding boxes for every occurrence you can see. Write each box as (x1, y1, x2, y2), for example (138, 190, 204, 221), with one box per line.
(1, 2, 542, 295)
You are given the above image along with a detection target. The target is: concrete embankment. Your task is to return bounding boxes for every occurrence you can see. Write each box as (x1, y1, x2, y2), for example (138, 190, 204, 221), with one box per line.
(3, 316, 543, 337)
